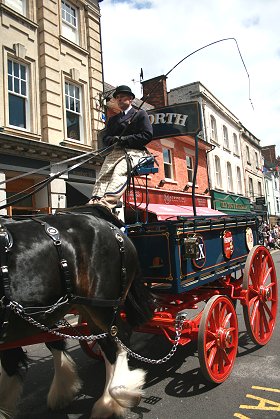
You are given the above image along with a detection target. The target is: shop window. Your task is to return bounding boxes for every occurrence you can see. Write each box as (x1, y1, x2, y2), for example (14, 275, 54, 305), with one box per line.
(8, 59, 29, 129)
(227, 162, 233, 191)
(223, 125, 229, 149)
(61, 0, 79, 44)
(5, 0, 26, 15)
(214, 155, 222, 188)
(186, 155, 193, 183)
(163, 148, 173, 179)
(65, 81, 82, 141)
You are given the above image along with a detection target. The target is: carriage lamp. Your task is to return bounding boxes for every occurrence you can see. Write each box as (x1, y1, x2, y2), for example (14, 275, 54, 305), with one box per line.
(182, 235, 200, 259)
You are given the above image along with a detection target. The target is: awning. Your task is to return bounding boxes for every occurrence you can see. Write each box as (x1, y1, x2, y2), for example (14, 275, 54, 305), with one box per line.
(67, 181, 93, 199)
(133, 203, 225, 220)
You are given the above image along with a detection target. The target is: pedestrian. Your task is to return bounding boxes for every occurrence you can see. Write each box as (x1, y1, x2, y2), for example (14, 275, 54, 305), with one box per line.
(89, 85, 153, 211)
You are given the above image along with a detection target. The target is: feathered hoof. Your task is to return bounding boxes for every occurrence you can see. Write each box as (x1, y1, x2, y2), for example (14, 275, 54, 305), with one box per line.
(90, 397, 127, 418)
(109, 385, 142, 408)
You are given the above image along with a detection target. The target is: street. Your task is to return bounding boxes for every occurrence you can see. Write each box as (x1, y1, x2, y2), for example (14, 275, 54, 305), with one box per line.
(11, 250, 280, 419)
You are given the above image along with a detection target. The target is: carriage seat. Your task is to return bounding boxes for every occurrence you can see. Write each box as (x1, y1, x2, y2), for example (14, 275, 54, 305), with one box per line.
(131, 155, 159, 176)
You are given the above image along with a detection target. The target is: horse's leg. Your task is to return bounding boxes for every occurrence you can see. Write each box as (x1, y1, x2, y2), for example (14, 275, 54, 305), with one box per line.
(91, 341, 146, 419)
(0, 348, 28, 418)
(46, 339, 82, 410)
(109, 343, 145, 408)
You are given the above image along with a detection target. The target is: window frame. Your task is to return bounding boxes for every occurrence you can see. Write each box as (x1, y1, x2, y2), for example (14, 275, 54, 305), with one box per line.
(226, 162, 233, 192)
(65, 80, 83, 142)
(214, 155, 222, 188)
(162, 147, 173, 180)
(246, 145, 251, 164)
(186, 155, 194, 183)
(210, 115, 218, 144)
(248, 177, 254, 198)
(4, 0, 26, 15)
(7, 58, 29, 130)
(233, 133, 239, 155)
(61, 0, 79, 44)
(223, 125, 229, 149)
(236, 166, 242, 195)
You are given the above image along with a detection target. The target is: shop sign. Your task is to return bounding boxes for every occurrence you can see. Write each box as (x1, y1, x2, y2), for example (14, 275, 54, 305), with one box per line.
(147, 102, 202, 140)
(215, 200, 251, 212)
(245, 227, 254, 251)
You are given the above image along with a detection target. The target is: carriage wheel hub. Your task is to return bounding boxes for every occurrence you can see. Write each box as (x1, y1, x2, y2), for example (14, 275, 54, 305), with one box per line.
(217, 329, 232, 349)
(260, 286, 271, 301)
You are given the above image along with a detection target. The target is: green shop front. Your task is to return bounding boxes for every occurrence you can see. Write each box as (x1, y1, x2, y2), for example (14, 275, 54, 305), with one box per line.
(211, 191, 251, 214)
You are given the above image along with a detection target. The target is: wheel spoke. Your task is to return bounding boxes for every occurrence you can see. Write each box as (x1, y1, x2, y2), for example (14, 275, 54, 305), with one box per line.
(205, 337, 216, 352)
(262, 300, 273, 320)
(261, 266, 272, 286)
(250, 299, 260, 326)
(208, 346, 217, 368)
(222, 312, 232, 328)
(217, 350, 225, 374)
(248, 294, 258, 308)
(221, 348, 231, 366)
(213, 304, 220, 329)
(259, 304, 270, 335)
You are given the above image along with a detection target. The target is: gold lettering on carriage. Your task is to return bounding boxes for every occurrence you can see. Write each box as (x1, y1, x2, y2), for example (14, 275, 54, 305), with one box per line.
(149, 112, 188, 126)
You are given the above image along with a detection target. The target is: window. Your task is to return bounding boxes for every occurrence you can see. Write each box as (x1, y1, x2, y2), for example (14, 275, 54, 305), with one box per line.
(210, 115, 218, 143)
(223, 125, 229, 149)
(246, 145, 251, 164)
(214, 156, 222, 188)
(65, 81, 82, 141)
(248, 177, 254, 198)
(236, 166, 242, 194)
(186, 155, 193, 183)
(276, 197, 280, 213)
(255, 152, 259, 169)
(233, 133, 239, 155)
(61, 1, 79, 44)
(258, 181, 262, 197)
(8, 59, 28, 129)
(5, 0, 26, 15)
(227, 162, 233, 191)
(163, 148, 173, 179)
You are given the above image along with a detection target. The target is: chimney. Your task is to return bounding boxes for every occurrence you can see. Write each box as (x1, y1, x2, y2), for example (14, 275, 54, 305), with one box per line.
(141, 75, 168, 107)
(262, 145, 276, 164)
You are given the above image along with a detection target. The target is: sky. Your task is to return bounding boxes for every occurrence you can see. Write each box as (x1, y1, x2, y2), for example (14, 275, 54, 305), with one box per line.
(99, 0, 280, 157)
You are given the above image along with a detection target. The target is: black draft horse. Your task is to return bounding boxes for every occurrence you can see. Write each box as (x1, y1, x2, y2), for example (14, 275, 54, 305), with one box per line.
(0, 210, 153, 418)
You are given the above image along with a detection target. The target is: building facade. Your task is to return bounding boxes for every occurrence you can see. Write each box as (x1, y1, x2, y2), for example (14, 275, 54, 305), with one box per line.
(0, 0, 104, 215)
(168, 81, 264, 214)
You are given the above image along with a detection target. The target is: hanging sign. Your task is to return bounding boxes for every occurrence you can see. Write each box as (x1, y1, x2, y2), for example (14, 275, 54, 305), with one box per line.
(223, 230, 234, 259)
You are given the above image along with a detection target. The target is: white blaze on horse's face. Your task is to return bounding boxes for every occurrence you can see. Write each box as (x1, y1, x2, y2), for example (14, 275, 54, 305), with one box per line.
(115, 93, 133, 111)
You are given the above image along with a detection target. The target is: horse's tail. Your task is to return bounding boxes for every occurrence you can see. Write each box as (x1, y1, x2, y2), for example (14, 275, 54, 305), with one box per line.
(124, 268, 155, 327)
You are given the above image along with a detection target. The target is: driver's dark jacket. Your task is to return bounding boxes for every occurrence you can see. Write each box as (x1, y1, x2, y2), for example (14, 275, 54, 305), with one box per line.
(103, 108, 153, 150)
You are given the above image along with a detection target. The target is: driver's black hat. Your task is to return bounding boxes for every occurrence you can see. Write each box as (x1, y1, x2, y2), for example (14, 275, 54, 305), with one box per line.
(113, 85, 135, 99)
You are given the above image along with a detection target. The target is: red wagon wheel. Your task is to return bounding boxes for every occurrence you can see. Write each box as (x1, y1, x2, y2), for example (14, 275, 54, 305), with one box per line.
(198, 295, 238, 383)
(243, 245, 278, 346)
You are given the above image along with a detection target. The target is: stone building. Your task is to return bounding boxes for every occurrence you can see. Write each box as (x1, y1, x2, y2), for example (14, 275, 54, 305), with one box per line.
(0, 0, 104, 215)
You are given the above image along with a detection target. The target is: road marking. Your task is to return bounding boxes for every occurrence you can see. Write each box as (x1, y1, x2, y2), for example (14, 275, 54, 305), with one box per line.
(240, 394, 280, 411)
(252, 386, 280, 393)
(234, 414, 250, 418)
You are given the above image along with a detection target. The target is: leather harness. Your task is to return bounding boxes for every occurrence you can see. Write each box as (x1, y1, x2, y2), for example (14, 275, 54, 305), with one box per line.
(0, 218, 128, 342)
